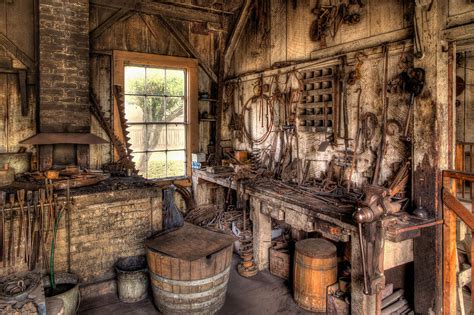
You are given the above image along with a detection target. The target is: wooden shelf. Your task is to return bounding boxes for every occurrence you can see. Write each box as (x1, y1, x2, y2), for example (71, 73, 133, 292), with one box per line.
(199, 98, 218, 102)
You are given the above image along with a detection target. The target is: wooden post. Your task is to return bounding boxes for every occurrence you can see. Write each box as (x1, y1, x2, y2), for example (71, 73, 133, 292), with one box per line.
(443, 176, 457, 315)
(412, 2, 449, 312)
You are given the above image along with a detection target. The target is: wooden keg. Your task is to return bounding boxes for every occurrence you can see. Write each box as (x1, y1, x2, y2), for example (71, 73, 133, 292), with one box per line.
(145, 223, 234, 315)
(293, 238, 337, 312)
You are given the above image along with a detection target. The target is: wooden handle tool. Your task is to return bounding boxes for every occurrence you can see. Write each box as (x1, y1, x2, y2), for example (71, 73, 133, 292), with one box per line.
(16, 190, 25, 260)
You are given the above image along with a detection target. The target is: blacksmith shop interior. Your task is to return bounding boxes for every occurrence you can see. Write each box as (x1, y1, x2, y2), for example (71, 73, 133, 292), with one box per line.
(1, 0, 474, 314)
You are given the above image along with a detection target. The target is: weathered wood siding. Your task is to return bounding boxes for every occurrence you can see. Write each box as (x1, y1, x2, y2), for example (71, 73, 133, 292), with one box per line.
(0, 0, 36, 154)
(226, 0, 413, 187)
(89, 7, 218, 167)
(229, 0, 412, 76)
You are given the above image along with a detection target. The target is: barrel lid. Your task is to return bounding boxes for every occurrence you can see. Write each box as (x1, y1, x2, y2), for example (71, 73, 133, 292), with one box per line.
(295, 238, 336, 258)
(145, 223, 235, 261)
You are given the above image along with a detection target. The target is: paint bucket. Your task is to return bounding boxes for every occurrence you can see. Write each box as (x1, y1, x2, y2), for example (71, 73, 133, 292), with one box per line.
(115, 255, 149, 303)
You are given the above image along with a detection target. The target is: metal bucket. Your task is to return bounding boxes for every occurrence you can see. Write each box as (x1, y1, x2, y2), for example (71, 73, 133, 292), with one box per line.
(115, 255, 149, 303)
(43, 272, 80, 315)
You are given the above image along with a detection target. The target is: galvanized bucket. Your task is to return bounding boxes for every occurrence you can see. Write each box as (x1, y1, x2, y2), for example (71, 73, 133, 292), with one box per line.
(115, 255, 149, 303)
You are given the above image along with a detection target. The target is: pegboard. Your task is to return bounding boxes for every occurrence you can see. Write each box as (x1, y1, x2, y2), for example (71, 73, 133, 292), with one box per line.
(298, 65, 339, 133)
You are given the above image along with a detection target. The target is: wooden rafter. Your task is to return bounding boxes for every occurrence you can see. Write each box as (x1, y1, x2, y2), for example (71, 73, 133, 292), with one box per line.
(0, 33, 35, 70)
(90, 0, 228, 25)
(90, 8, 135, 40)
(224, 0, 254, 73)
(144, 14, 218, 83)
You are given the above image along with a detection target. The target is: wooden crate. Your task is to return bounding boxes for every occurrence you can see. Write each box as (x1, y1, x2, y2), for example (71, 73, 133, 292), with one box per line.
(269, 248, 290, 280)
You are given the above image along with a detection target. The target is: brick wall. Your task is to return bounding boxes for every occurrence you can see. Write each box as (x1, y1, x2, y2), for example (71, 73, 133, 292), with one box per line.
(39, 0, 90, 133)
(0, 187, 162, 290)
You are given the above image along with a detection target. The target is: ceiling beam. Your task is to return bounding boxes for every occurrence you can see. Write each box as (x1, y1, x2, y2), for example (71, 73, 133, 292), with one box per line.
(90, 8, 135, 40)
(90, 0, 228, 25)
(0, 32, 35, 70)
(146, 14, 218, 83)
(224, 0, 254, 74)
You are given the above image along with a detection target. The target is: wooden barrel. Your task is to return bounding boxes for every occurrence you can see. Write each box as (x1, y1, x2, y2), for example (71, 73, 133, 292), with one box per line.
(293, 238, 337, 312)
(145, 223, 234, 315)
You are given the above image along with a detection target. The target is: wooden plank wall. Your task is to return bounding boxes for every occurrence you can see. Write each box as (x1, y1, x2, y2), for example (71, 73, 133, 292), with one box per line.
(0, 0, 36, 153)
(229, 0, 412, 77)
(89, 6, 218, 167)
(0, 0, 35, 61)
(456, 51, 474, 144)
(226, 0, 413, 187)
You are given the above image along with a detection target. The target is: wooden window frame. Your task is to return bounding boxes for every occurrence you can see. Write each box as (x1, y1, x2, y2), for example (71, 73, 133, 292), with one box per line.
(113, 50, 199, 180)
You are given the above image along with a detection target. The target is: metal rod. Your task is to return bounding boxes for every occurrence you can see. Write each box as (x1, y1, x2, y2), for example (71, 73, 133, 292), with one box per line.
(358, 222, 370, 295)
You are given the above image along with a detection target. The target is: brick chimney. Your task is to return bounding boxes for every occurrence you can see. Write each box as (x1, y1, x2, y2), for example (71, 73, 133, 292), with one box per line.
(21, 0, 107, 170)
(38, 0, 90, 133)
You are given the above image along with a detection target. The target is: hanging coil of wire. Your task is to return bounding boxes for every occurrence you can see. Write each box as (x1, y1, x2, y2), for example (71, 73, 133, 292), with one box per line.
(242, 78, 274, 145)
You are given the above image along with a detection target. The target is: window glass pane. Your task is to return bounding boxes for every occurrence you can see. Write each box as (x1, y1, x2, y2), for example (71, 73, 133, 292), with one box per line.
(125, 66, 145, 94)
(147, 125, 166, 151)
(167, 150, 186, 177)
(145, 96, 165, 122)
(125, 95, 146, 123)
(146, 68, 165, 95)
(147, 152, 167, 179)
(132, 152, 147, 177)
(166, 124, 185, 150)
(127, 124, 146, 151)
(166, 69, 185, 96)
(166, 97, 185, 122)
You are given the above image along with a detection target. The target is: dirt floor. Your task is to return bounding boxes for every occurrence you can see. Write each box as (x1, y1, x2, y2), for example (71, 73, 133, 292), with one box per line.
(78, 255, 317, 315)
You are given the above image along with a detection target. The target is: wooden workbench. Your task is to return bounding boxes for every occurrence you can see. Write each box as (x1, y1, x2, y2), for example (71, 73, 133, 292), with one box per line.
(193, 169, 441, 314)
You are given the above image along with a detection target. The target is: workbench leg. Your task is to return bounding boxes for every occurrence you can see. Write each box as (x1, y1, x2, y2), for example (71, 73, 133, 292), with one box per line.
(251, 197, 271, 271)
(192, 178, 219, 206)
(351, 232, 376, 315)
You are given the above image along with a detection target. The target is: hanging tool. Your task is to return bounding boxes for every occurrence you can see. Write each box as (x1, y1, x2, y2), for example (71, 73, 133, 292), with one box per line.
(372, 45, 389, 185)
(8, 193, 15, 266)
(16, 190, 25, 261)
(44, 180, 55, 270)
(399, 68, 425, 143)
(30, 191, 40, 270)
(26, 190, 32, 266)
(347, 88, 363, 189)
(0, 191, 5, 267)
(39, 188, 47, 268)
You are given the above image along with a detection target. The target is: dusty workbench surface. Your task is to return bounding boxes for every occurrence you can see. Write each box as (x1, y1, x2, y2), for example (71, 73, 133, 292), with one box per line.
(193, 169, 439, 242)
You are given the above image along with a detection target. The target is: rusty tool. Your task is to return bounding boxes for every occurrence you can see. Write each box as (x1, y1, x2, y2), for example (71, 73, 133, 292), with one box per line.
(0, 191, 5, 267)
(372, 45, 389, 185)
(39, 188, 47, 268)
(16, 190, 25, 261)
(43, 180, 55, 270)
(26, 190, 32, 266)
(347, 88, 363, 190)
(399, 68, 425, 143)
(30, 191, 40, 270)
(8, 193, 15, 266)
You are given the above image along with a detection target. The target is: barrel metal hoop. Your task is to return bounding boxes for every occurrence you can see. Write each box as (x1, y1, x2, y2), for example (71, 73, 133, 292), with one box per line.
(150, 266, 231, 286)
(295, 257, 336, 271)
(153, 279, 228, 300)
(156, 293, 225, 311)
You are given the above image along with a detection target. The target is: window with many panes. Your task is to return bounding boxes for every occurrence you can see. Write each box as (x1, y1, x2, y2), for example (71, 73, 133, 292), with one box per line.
(124, 66, 187, 179)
